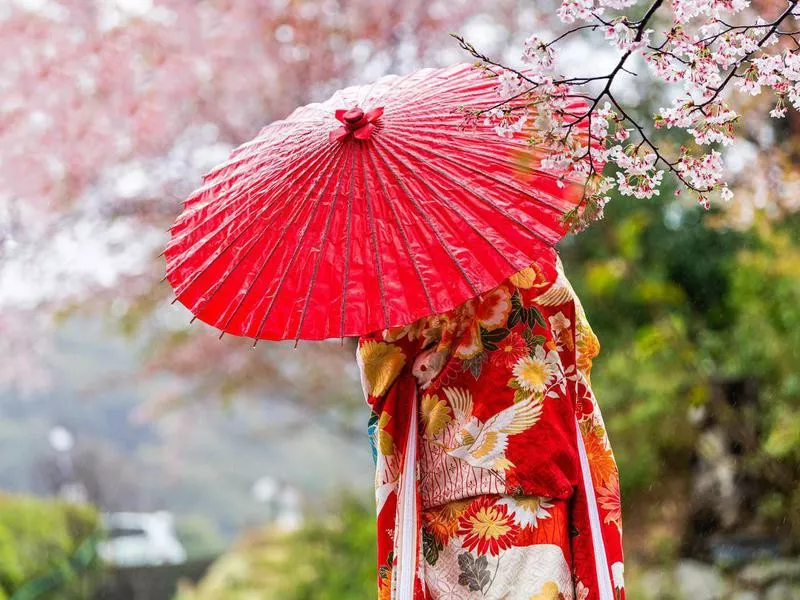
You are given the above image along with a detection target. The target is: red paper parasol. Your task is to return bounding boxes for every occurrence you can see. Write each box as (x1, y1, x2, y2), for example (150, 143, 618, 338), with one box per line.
(165, 63, 593, 341)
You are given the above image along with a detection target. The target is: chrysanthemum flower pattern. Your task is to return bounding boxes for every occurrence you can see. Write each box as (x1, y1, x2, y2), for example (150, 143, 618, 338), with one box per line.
(457, 496, 520, 556)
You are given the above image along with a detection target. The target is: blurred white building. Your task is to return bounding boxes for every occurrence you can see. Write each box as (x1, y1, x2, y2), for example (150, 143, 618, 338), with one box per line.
(99, 511, 187, 567)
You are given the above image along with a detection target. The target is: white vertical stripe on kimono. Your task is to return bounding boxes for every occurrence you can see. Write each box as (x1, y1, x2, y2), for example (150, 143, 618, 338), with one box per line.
(394, 390, 419, 600)
(576, 415, 615, 600)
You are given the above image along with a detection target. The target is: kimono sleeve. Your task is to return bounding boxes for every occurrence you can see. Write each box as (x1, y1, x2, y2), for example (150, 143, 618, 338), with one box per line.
(573, 292, 602, 386)
(553, 254, 601, 386)
(557, 255, 626, 590)
(355, 323, 425, 407)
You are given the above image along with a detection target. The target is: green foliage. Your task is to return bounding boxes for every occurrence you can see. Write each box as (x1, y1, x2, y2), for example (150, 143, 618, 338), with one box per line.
(177, 495, 376, 600)
(594, 313, 700, 496)
(0, 493, 100, 598)
(563, 194, 800, 542)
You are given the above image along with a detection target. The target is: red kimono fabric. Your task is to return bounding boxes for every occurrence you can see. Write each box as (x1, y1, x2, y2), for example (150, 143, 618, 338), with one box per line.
(357, 248, 625, 600)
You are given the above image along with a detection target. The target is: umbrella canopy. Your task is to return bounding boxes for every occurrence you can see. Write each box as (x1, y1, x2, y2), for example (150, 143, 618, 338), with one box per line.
(165, 63, 593, 341)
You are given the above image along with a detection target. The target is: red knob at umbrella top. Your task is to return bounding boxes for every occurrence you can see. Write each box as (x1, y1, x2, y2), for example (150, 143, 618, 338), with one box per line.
(342, 107, 365, 124)
(331, 106, 384, 141)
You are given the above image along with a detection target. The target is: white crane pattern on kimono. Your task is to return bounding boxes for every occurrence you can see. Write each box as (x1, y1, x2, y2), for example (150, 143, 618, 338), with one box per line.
(436, 386, 544, 471)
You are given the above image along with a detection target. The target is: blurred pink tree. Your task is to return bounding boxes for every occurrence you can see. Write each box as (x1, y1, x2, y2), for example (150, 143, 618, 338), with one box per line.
(0, 0, 539, 400)
(3, 0, 502, 211)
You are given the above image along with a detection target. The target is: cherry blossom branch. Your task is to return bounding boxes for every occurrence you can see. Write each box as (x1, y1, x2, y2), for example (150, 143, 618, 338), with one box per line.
(699, 1, 799, 109)
(457, 0, 800, 230)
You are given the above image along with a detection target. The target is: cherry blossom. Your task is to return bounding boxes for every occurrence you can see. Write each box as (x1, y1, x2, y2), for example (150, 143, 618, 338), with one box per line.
(496, 69, 527, 99)
(521, 34, 556, 77)
(458, 0, 800, 229)
(605, 20, 653, 53)
(672, 0, 751, 24)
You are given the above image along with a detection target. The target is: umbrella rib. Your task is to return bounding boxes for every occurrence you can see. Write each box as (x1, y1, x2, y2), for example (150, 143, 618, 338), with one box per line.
(192, 127, 321, 198)
(385, 134, 573, 222)
(387, 97, 590, 144)
(169, 187, 331, 313)
(369, 142, 481, 297)
(329, 66, 494, 130)
(377, 66, 488, 114)
(167, 141, 336, 290)
(386, 71, 535, 111)
(179, 131, 321, 216)
(394, 80, 588, 122)
(384, 124, 563, 174)
(360, 144, 391, 331)
(293, 150, 351, 342)
(170, 137, 331, 251)
(386, 119, 587, 168)
(374, 137, 522, 272)
(387, 93, 509, 121)
(250, 145, 351, 341)
(339, 149, 357, 339)
(376, 71, 537, 124)
(365, 145, 437, 318)
(192, 145, 346, 333)
(168, 135, 331, 252)
(378, 136, 558, 248)
(387, 129, 555, 183)
(382, 126, 573, 209)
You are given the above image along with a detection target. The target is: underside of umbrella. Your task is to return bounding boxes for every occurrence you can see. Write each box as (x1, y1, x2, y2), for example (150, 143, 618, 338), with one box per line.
(165, 63, 593, 341)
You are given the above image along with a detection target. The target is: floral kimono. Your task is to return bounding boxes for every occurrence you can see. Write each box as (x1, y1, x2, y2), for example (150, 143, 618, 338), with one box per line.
(356, 247, 625, 600)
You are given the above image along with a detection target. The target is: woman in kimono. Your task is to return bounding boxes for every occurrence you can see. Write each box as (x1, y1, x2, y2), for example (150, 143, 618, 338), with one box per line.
(356, 247, 625, 600)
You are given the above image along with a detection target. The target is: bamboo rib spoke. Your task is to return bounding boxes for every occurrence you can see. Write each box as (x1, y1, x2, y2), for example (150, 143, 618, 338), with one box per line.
(382, 125, 570, 199)
(251, 145, 351, 340)
(378, 136, 558, 247)
(194, 146, 346, 331)
(168, 135, 333, 254)
(169, 143, 340, 300)
(370, 142, 480, 297)
(293, 151, 353, 341)
(360, 144, 391, 331)
(382, 130, 572, 216)
(364, 149, 437, 318)
(372, 137, 521, 272)
(338, 148, 358, 339)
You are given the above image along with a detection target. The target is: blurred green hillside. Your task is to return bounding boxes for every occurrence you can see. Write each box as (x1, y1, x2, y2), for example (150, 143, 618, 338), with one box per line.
(0, 493, 100, 599)
(563, 200, 800, 554)
(176, 497, 375, 600)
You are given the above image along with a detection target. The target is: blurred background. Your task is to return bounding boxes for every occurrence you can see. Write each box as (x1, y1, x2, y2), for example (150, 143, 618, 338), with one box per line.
(1, 1, 799, 599)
